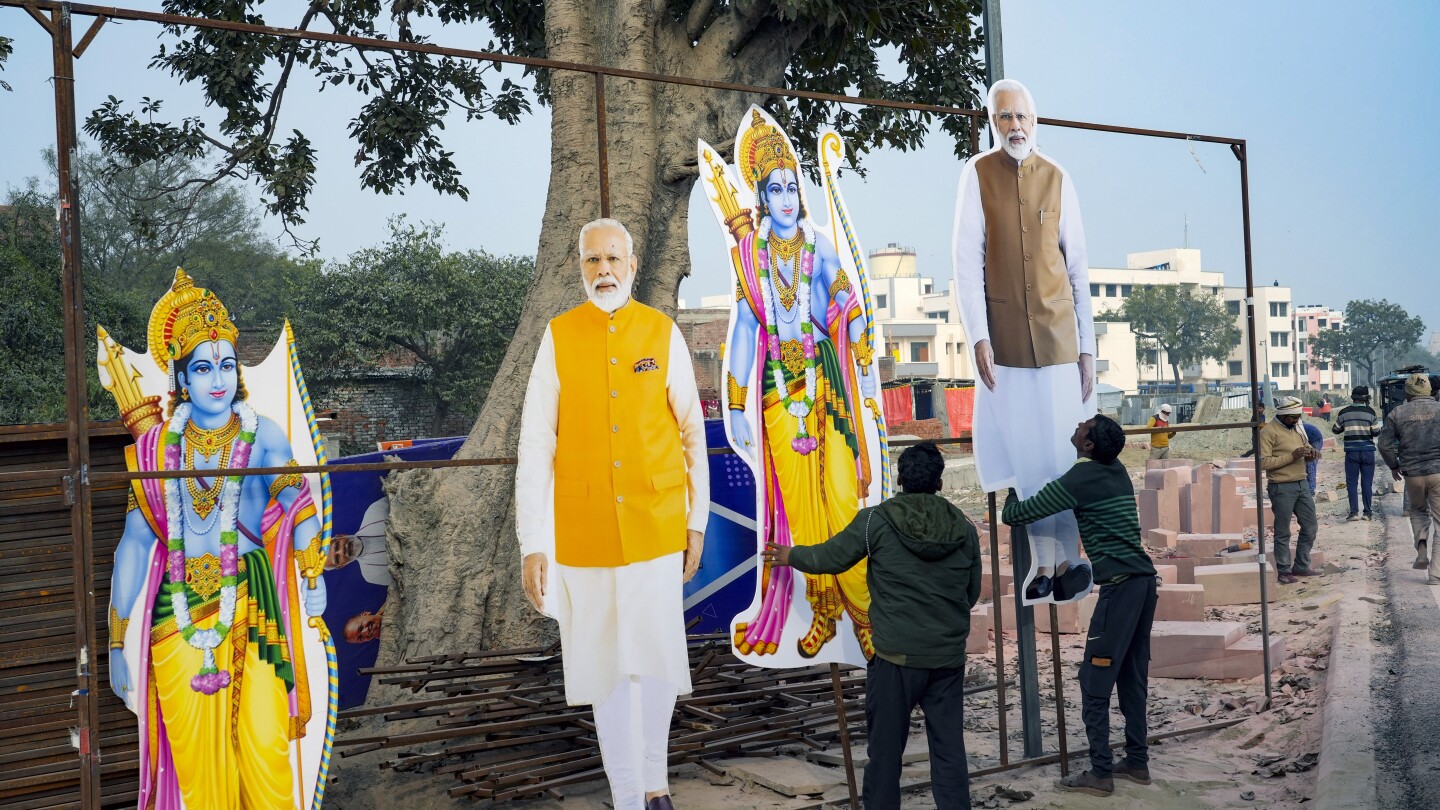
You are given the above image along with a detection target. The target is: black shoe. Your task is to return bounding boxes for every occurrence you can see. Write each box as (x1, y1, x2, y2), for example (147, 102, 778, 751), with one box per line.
(1025, 575, 1053, 600)
(1057, 770, 1114, 796)
(646, 796, 675, 810)
(1277, 573, 1297, 584)
(1291, 568, 1321, 577)
(1114, 759, 1152, 785)
(1054, 563, 1093, 602)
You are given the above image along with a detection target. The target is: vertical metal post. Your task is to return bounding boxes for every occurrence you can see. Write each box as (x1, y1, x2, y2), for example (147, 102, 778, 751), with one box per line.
(593, 71, 610, 218)
(51, 3, 102, 806)
(986, 493, 1009, 766)
(1048, 604, 1069, 776)
(982, 0, 1005, 88)
(829, 664, 860, 810)
(1009, 524, 1043, 757)
(1236, 141, 1274, 708)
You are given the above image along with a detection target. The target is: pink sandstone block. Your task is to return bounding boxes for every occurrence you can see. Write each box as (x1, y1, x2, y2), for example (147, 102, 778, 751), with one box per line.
(1213, 472, 1242, 533)
(1194, 562, 1279, 606)
(967, 606, 993, 654)
(1176, 534, 1240, 558)
(1145, 528, 1179, 549)
(1153, 563, 1179, 585)
(1185, 465, 1215, 533)
(1137, 488, 1181, 533)
(1149, 620, 1247, 668)
(1241, 499, 1257, 532)
(1144, 468, 1183, 491)
(1155, 584, 1206, 621)
(979, 565, 1015, 603)
(1035, 592, 1099, 634)
(1150, 634, 1287, 680)
(1162, 557, 1200, 584)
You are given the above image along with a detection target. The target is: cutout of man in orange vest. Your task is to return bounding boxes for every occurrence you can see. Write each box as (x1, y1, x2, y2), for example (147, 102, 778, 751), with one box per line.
(515, 218, 710, 810)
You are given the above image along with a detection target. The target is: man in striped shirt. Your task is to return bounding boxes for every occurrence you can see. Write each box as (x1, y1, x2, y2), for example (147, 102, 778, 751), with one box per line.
(1003, 414, 1157, 797)
(1332, 385, 1380, 521)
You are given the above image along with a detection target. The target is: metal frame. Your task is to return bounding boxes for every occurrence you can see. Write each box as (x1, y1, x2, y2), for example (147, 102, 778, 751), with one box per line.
(1, 1, 1274, 806)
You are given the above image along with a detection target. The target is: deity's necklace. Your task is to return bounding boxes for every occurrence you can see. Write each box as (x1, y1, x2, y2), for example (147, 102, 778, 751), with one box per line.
(162, 400, 258, 695)
(756, 218, 820, 456)
(768, 229, 805, 310)
(183, 415, 239, 521)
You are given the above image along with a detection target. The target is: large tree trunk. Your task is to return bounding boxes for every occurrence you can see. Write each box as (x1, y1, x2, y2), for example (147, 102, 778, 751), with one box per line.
(378, 2, 800, 669)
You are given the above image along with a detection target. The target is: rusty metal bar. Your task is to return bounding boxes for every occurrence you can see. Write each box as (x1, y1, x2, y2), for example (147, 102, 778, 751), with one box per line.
(0, 0, 1247, 145)
(50, 3, 102, 807)
(1047, 603, 1069, 777)
(23, 0, 53, 33)
(986, 491, 1008, 766)
(593, 72, 610, 218)
(828, 664, 859, 810)
(1236, 142, 1274, 709)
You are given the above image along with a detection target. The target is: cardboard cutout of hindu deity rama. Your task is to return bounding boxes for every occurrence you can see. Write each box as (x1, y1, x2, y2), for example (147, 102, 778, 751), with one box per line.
(698, 106, 888, 668)
(97, 268, 339, 809)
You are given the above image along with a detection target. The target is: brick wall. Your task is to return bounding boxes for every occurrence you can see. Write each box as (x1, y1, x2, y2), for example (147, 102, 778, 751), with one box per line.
(321, 372, 473, 454)
(889, 418, 944, 440)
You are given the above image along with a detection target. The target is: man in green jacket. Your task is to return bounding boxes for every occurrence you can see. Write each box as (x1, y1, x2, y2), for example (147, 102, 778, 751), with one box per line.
(763, 442, 981, 810)
(1003, 414, 1158, 797)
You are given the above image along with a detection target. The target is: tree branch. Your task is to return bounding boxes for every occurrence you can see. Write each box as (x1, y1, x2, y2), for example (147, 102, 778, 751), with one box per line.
(685, 0, 718, 43)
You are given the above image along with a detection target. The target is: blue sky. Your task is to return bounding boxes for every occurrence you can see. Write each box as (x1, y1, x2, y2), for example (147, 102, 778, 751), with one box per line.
(2, 1, 1437, 336)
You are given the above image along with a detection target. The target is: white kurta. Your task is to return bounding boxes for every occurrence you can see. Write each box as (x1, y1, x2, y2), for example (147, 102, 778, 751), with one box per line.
(952, 145, 1097, 596)
(515, 304, 711, 705)
(353, 497, 392, 587)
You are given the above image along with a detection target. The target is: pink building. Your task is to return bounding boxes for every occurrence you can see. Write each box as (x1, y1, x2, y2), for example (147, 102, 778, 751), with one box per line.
(1293, 305, 1351, 393)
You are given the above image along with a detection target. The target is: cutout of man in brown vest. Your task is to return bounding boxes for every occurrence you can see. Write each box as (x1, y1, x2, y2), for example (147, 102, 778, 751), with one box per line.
(951, 79, 1098, 605)
(515, 218, 710, 810)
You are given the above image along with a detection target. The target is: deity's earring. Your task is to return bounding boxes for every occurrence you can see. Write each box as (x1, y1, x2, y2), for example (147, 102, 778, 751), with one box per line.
(180, 388, 190, 401)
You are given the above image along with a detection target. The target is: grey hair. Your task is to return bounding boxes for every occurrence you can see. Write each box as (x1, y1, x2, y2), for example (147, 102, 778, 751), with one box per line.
(577, 218, 634, 257)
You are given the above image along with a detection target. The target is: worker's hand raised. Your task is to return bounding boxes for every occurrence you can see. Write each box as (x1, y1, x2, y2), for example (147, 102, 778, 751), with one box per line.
(522, 552, 548, 613)
(974, 340, 997, 391)
(1078, 353, 1095, 403)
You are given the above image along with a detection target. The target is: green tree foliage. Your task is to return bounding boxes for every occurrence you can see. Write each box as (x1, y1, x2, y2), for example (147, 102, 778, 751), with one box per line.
(83, 0, 985, 235)
(1310, 299, 1426, 388)
(0, 149, 314, 425)
(1100, 286, 1241, 389)
(293, 218, 533, 435)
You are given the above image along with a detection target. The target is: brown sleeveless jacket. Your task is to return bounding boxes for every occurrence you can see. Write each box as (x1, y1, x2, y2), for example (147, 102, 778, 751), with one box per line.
(974, 149, 1078, 369)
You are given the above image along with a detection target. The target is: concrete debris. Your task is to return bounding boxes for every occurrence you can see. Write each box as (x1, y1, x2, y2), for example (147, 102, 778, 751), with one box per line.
(1359, 594, 1388, 605)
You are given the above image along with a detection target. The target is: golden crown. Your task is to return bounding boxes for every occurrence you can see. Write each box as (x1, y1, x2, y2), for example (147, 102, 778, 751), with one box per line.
(736, 109, 799, 186)
(146, 268, 239, 372)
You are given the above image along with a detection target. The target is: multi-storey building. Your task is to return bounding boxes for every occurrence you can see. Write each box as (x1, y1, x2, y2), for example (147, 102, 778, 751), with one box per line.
(1292, 305, 1351, 392)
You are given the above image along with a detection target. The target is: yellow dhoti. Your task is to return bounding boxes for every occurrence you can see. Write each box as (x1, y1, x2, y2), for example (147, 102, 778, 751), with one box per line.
(761, 350, 871, 656)
(147, 549, 300, 810)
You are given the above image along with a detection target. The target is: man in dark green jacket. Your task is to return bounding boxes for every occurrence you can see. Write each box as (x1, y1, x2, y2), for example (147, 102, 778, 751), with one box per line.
(1003, 414, 1157, 797)
(763, 442, 981, 810)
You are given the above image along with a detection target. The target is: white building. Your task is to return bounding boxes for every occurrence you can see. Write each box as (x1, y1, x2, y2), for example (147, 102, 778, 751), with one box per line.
(866, 244, 973, 379)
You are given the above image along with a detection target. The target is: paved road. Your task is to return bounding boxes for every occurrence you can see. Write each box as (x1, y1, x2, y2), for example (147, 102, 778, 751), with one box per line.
(1373, 494, 1440, 809)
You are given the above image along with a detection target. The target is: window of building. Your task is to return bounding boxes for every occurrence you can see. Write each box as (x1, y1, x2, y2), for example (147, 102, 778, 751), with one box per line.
(1121, 284, 1133, 297)
(1272, 362, 1291, 378)
(876, 294, 887, 309)
(1106, 284, 1117, 297)
(1316, 361, 1328, 371)
(1269, 302, 1288, 317)
(1298, 339, 1306, 354)
(1227, 300, 1241, 316)
(1318, 318, 1327, 328)
(1270, 332, 1289, 348)
(1142, 349, 1160, 366)
(1331, 322, 1340, 329)
(923, 281, 933, 294)
(1300, 361, 1307, 375)
(944, 342, 950, 354)
(1228, 360, 1244, 376)
(1321, 383, 1330, 391)
(910, 342, 930, 363)
(1090, 283, 1100, 297)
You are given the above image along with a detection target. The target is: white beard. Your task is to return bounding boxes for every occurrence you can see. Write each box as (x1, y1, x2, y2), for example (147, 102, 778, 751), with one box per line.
(586, 272, 635, 314)
(1001, 134, 1034, 161)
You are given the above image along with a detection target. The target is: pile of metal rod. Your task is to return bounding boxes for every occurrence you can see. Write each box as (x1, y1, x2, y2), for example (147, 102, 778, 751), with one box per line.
(336, 633, 868, 803)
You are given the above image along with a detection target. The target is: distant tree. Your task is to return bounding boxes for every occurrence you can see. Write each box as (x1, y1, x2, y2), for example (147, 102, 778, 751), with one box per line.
(1100, 286, 1241, 389)
(293, 218, 533, 436)
(1310, 299, 1426, 388)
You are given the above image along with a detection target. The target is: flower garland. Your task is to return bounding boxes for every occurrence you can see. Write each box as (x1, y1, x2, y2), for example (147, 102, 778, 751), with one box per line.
(757, 218, 819, 455)
(161, 399, 257, 694)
